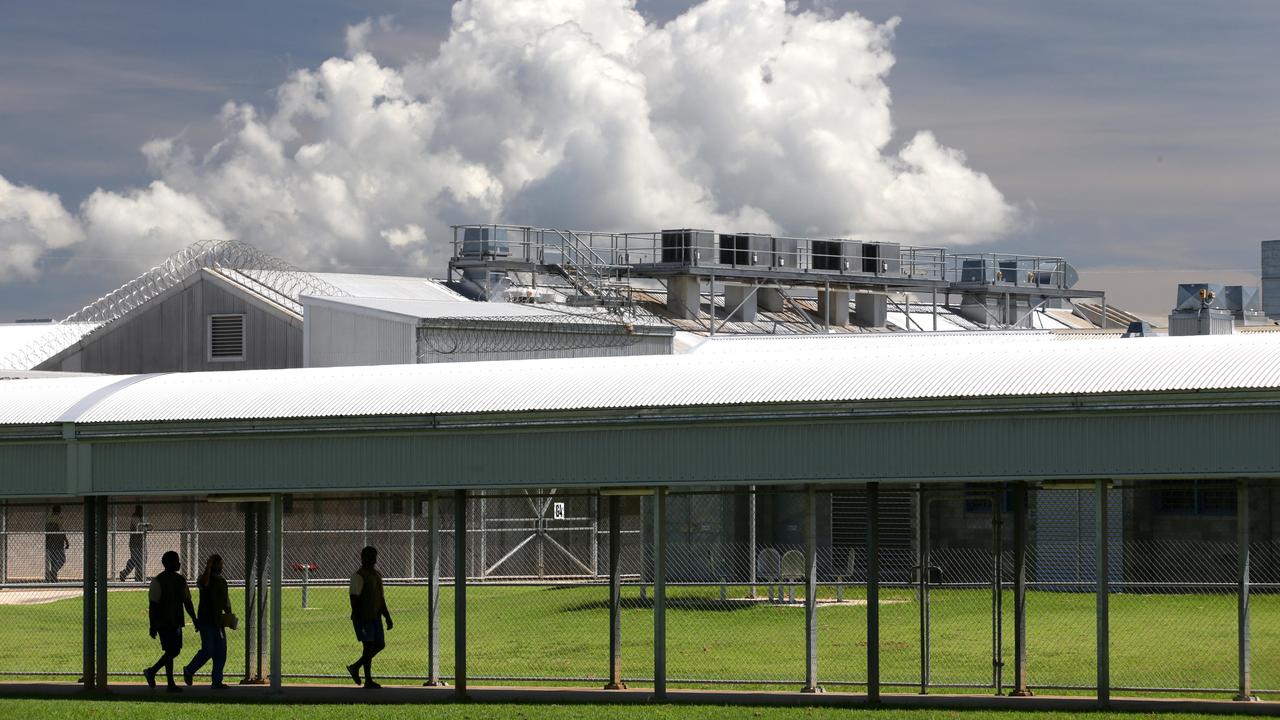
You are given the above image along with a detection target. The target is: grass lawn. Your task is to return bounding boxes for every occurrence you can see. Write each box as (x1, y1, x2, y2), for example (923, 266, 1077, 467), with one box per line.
(0, 584, 1271, 697)
(0, 699, 1256, 720)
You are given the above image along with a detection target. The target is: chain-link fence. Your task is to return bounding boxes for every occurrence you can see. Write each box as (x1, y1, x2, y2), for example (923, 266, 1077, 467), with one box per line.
(0, 483, 1273, 698)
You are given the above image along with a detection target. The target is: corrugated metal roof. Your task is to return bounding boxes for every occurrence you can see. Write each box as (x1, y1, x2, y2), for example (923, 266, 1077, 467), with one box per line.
(0, 322, 102, 370)
(4, 332, 1280, 427)
(311, 273, 465, 302)
(304, 296, 588, 320)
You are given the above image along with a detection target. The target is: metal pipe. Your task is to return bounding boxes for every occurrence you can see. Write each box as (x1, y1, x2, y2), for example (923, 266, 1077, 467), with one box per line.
(803, 486, 821, 693)
(426, 493, 443, 686)
(81, 498, 94, 690)
(1011, 482, 1030, 696)
(94, 496, 108, 690)
(270, 494, 283, 691)
(867, 482, 880, 704)
(654, 488, 667, 700)
(454, 489, 468, 698)
(606, 495, 625, 689)
(1095, 480, 1109, 708)
(1238, 478, 1254, 701)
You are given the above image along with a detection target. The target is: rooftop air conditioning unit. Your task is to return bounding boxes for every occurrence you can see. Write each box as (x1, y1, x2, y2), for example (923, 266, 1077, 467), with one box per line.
(461, 227, 512, 259)
(661, 229, 716, 265)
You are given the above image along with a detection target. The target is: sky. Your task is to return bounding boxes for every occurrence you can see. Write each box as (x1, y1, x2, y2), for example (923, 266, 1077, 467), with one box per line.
(0, 0, 1276, 321)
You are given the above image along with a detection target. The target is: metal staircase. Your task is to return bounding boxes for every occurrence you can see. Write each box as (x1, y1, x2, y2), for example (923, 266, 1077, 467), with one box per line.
(549, 230, 633, 312)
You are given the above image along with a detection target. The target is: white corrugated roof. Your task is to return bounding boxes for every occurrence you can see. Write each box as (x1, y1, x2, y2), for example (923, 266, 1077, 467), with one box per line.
(311, 273, 465, 302)
(0, 322, 102, 370)
(3, 332, 1280, 427)
(676, 330, 1057, 354)
(303, 295, 580, 321)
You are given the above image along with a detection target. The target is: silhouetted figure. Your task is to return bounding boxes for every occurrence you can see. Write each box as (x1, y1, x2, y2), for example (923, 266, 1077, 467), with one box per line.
(183, 554, 231, 688)
(44, 505, 68, 583)
(119, 505, 150, 582)
(346, 545, 393, 689)
(144, 550, 197, 692)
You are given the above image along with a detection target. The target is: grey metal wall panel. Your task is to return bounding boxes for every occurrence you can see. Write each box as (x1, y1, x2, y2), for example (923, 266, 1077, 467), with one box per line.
(305, 305, 415, 367)
(45, 273, 301, 374)
(53, 404, 1280, 497)
(416, 332, 671, 363)
(0, 443, 66, 496)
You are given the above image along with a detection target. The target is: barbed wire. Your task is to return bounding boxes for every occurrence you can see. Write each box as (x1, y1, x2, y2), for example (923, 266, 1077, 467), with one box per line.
(0, 240, 348, 371)
(417, 313, 648, 356)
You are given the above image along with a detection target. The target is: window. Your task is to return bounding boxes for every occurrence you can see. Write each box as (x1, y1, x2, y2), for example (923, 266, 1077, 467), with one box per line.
(208, 314, 245, 362)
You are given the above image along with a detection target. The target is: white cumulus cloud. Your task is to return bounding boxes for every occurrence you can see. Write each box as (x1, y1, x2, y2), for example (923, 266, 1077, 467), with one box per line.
(0, 174, 84, 281)
(0, 0, 1015, 283)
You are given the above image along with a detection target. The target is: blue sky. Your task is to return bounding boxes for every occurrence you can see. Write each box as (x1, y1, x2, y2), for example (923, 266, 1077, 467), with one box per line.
(1, 0, 1276, 319)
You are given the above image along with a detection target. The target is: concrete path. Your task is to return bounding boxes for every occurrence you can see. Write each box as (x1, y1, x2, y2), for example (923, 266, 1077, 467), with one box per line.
(0, 681, 1274, 714)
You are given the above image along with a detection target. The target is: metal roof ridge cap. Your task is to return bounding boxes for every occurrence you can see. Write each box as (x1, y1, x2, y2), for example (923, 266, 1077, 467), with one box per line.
(56, 373, 166, 423)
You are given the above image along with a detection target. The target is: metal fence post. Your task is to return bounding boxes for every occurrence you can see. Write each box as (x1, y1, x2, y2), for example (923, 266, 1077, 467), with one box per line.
(454, 489, 468, 698)
(269, 494, 283, 692)
(917, 486, 930, 694)
(803, 485, 821, 693)
(242, 503, 257, 684)
(1011, 481, 1031, 696)
(606, 494, 626, 689)
(748, 485, 757, 599)
(1, 499, 7, 584)
(426, 493, 444, 686)
(654, 488, 667, 700)
(94, 496, 108, 690)
(1238, 478, 1255, 702)
(256, 504, 268, 682)
(867, 482, 880, 704)
(81, 498, 95, 690)
(1095, 480, 1109, 708)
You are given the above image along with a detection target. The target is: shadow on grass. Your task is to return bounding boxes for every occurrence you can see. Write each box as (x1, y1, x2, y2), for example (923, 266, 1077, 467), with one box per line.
(562, 596, 795, 613)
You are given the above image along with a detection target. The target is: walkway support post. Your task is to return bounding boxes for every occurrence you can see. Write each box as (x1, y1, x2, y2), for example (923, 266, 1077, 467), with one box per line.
(1238, 478, 1255, 701)
(1095, 480, 1109, 708)
(802, 485, 821, 693)
(654, 488, 667, 700)
(867, 482, 880, 704)
(94, 496, 108, 690)
(269, 494, 283, 691)
(1011, 481, 1031, 696)
(606, 494, 626, 689)
(81, 498, 95, 690)
(426, 492, 444, 686)
(454, 489, 467, 698)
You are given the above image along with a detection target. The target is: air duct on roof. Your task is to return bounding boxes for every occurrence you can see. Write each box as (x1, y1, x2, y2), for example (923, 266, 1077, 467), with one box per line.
(1168, 284, 1234, 336)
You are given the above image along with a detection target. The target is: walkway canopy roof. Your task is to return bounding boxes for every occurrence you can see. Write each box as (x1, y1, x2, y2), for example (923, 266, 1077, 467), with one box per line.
(3, 332, 1280, 498)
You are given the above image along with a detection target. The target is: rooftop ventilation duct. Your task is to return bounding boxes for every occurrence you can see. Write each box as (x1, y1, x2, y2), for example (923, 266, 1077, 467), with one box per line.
(1168, 283, 1234, 336)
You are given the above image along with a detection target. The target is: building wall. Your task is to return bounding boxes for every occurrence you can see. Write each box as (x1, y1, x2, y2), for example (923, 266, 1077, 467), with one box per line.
(303, 304, 416, 367)
(1263, 240, 1280, 319)
(41, 271, 301, 374)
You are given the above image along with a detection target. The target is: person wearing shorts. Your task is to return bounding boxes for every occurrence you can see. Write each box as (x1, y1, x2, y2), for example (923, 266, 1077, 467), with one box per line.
(346, 545, 393, 688)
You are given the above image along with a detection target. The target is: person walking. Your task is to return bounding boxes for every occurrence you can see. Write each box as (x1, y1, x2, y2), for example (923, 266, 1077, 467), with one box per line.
(143, 550, 197, 692)
(345, 545, 393, 689)
(44, 505, 68, 583)
(119, 505, 150, 582)
(182, 554, 231, 688)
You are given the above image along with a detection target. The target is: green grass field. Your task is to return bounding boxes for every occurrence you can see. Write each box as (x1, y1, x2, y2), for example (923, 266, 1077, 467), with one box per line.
(0, 700, 1254, 720)
(1, 584, 1275, 698)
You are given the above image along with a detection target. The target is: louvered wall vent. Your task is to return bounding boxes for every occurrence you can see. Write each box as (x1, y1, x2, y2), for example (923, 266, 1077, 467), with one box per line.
(208, 314, 245, 361)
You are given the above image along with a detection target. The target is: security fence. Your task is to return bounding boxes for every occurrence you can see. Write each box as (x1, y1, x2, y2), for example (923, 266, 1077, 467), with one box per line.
(0, 481, 1274, 701)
